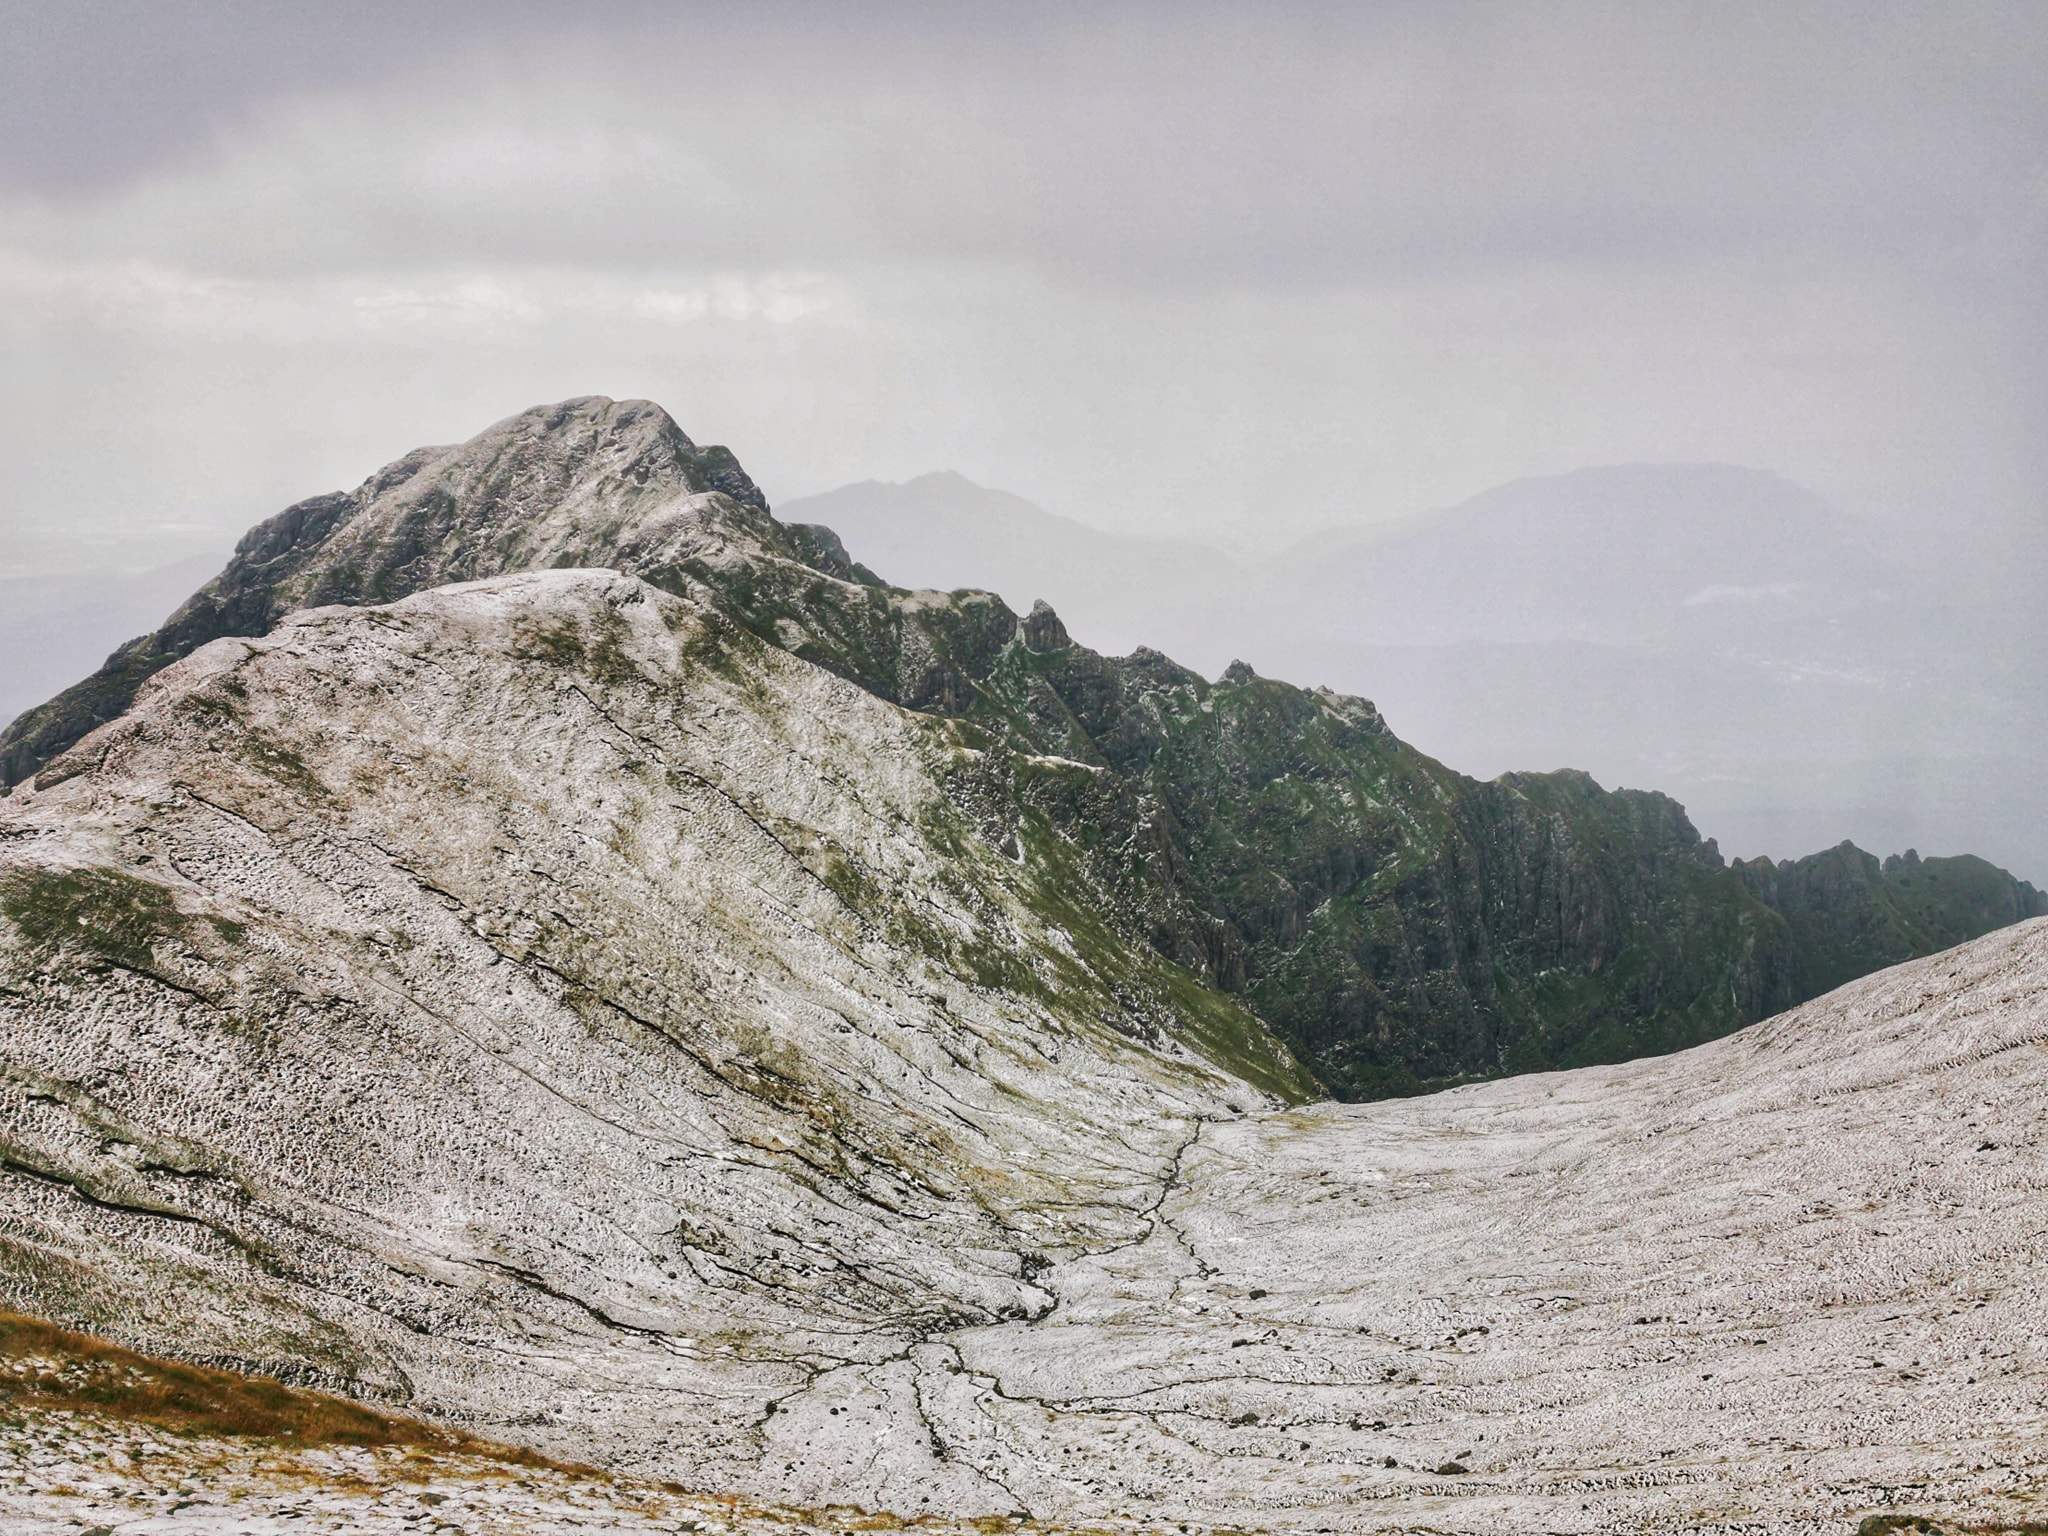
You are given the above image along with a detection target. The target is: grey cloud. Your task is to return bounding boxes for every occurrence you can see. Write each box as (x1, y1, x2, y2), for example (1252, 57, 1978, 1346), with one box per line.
(0, 0, 594, 192)
(8, 3, 2044, 290)
(0, 1, 2042, 567)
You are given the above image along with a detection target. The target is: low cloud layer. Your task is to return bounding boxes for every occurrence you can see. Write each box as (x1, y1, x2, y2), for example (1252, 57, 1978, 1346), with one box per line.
(3, 1, 2044, 572)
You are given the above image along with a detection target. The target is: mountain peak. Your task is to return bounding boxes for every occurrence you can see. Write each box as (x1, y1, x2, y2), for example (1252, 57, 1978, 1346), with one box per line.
(535, 394, 700, 450)
(0, 396, 776, 786)
(432, 395, 763, 512)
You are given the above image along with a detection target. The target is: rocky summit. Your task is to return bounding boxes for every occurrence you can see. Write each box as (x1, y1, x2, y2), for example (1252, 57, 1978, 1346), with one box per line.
(3, 399, 2046, 1533)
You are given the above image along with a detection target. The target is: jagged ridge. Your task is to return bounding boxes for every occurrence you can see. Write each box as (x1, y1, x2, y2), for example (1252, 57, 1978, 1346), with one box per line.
(4, 397, 2040, 1097)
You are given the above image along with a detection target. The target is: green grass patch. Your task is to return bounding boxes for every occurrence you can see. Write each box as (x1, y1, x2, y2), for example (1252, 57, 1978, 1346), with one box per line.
(0, 864, 244, 971)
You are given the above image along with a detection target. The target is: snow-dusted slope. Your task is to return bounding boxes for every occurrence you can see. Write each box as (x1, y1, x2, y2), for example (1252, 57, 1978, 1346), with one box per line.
(2, 563, 2045, 1533)
(0, 569, 1295, 1498)
(969, 914, 2048, 1530)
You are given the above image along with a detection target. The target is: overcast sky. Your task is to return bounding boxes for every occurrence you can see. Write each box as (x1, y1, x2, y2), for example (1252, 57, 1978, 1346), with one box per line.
(2, 0, 2043, 575)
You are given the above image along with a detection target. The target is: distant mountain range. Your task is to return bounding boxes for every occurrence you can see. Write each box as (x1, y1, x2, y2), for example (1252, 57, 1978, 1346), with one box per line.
(782, 465, 2048, 883)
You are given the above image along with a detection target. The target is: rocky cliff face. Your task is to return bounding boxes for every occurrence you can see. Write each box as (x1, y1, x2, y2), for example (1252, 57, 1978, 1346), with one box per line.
(5, 397, 2040, 1099)
(958, 647, 1800, 1097)
(1738, 841, 2048, 998)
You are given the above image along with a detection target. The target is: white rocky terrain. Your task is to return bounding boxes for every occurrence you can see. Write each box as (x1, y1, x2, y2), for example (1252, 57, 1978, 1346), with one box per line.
(2, 556, 2045, 1533)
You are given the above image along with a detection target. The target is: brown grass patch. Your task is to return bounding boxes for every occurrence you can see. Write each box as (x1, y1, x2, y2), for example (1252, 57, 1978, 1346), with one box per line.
(0, 1309, 592, 1476)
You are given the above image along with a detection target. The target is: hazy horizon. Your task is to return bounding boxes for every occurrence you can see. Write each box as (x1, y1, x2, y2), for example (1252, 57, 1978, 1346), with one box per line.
(4, 1, 2045, 576)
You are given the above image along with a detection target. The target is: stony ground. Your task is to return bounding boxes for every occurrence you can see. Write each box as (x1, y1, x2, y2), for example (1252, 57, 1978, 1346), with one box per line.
(945, 916, 2048, 1531)
(2, 570, 2044, 1532)
(0, 1411, 1125, 1536)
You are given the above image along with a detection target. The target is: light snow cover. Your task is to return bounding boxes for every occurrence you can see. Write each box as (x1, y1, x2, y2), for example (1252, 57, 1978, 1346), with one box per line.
(1, 569, 2044, 1532)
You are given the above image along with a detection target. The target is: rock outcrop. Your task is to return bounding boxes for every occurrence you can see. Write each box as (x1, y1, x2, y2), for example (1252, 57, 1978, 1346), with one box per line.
(1738, 840, 2048, 997)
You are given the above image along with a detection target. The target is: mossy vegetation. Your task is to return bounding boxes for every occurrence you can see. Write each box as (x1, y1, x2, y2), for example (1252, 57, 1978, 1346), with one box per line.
(170, 677, 339, 803)
(1021, 812, 1314, 1100)
(512, 608, 646, 688)
(0, 864, 244, 971)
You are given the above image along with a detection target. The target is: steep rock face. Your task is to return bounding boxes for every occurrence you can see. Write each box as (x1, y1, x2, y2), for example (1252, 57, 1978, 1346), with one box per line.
(1738, 841, 2048, 998)
(963, 649, 1795, 1095)
(4, 397, 2040, 1098)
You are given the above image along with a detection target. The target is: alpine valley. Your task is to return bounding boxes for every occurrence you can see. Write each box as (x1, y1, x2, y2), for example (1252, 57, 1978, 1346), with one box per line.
(2, 399, 2044, 1534)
